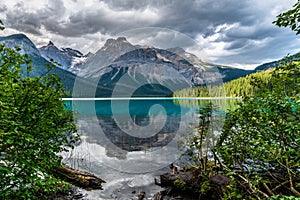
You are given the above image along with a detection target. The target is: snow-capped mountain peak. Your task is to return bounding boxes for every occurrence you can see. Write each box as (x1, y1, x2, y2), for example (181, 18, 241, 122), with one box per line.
(0, 33, 254, 96)
(38, 41, 87, 73)
(78, 37, 137, 77)
(62, 47, 83, 58)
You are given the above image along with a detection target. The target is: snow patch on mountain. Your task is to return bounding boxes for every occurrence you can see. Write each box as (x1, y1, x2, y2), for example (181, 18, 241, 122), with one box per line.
(38, 41, 89, 74)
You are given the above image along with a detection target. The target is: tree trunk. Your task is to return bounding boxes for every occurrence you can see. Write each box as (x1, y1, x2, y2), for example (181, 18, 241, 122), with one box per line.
(54, 165, 106, 190)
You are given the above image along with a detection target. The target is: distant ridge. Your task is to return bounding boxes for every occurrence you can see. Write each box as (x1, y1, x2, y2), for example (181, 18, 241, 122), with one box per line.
(1, 33, 295, 97)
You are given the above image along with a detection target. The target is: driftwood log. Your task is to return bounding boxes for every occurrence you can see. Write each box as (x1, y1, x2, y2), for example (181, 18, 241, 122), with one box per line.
(54, 165, 106, 190)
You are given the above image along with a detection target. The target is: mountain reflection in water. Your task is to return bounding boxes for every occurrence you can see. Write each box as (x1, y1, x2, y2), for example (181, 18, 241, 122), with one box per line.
(62, 98, 236, 199)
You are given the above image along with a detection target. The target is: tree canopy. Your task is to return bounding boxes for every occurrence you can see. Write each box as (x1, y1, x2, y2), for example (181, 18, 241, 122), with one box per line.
(273, 0, 300, 34)
(0, 34, 79, 198)
(218, 60, 300, 198)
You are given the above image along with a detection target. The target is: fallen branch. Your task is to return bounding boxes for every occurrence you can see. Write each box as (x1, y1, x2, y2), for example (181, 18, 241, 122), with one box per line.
(54, 164, 106, 190)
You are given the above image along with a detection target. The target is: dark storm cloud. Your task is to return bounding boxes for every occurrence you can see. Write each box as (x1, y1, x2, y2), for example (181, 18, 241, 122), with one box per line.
(3, 0, 157, 37)
(147, 0, 257, 38)
(45, 0, 274, 44)
(102, 0, 252, 37)
(104, 0, 250, 27)
(1, 0, 299, 68)
(98, 0, 159, 11)
(226, 40, 249, 51)
(6, 10, 43, 35)
(2, 0, 282, 39)
(3, 0, 150, 36)
(5, 0, 66, 35)
(212, 28, 298, 66)
(211, 24, 278, 52)
(53, 11, 119, 36)
(39, 2, 161, 37)
(14, 0, 250, 38)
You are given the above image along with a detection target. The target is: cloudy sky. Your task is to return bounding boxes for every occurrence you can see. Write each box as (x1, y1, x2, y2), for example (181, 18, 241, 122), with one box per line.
(0, 0, 299, 69)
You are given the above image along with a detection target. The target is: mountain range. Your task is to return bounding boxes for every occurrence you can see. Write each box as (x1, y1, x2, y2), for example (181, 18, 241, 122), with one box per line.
(0, 33, 283, 97)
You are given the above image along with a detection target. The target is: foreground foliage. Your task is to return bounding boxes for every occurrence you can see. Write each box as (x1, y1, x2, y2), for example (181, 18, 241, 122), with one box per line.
(180, 59, 299, 200)
(273, 0, 300, 34)
(217, 60, 300, 199)
(0, 43, 79, 198)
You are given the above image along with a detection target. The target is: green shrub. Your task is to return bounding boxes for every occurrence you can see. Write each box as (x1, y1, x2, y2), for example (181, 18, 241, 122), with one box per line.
(0, 43, 79, 199)
(218, 60, 300, 199)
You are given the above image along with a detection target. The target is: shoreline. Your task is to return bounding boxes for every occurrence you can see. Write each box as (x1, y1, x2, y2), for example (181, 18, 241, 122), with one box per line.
(62, 97, 242, 100)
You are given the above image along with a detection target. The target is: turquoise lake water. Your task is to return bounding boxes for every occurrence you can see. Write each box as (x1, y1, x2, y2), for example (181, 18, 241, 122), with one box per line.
(62, 98, 238, 199)
(64, 98, 238, 115)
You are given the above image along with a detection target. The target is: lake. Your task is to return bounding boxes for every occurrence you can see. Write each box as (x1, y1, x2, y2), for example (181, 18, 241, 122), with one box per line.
(62, 98, 238, 199)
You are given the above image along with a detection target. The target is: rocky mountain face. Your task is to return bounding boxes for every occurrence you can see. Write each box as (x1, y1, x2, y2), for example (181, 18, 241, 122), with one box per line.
(78, 37, 137, 78)
(77, 37, 254, 96)
(77, 38, 219, 96)
(0, 34, 40, 57)
(38, 41, 91, 74)
(1, 33, 284, 97)
(0, 34, 57, 77)
(0, 34, 93, 94)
